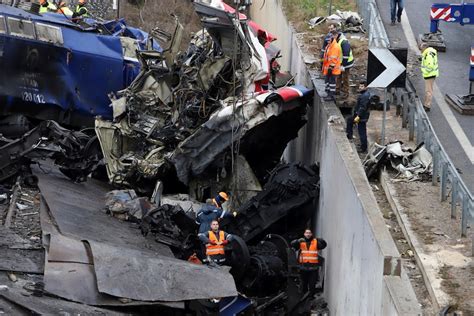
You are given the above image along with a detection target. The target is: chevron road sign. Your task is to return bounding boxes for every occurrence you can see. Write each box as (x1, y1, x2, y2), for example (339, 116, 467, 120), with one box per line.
(367, 48, 407, 88)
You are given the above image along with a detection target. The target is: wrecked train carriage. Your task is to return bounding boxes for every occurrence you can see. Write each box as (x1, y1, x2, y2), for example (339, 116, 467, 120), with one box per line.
(0, 3, 160, 132)
(95, 1, 312, 194)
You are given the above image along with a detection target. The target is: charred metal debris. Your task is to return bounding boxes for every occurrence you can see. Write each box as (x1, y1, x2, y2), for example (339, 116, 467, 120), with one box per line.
(0, 1, 325, 315)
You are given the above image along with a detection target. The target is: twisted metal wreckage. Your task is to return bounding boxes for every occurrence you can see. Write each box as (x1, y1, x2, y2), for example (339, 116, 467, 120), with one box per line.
(0, 1, 328, 314)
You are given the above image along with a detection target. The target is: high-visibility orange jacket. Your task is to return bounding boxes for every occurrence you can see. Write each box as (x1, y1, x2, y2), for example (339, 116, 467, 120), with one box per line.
(323, 38, 342, 76)
(299, 239, 319, 264)
(206, 231, 225, 256)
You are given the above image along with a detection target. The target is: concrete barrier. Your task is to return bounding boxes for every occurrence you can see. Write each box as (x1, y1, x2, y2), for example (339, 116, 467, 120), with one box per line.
(250, 1, 421, 314)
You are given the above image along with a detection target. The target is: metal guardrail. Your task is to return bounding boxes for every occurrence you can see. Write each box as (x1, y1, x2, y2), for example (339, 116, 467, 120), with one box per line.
(356, 0, 390, 48)
(356, 0, 474, 241)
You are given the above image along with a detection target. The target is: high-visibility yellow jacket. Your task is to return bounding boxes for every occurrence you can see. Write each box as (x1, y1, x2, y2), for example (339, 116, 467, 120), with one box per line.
(421, 47, 439, 79)
(74, 4, 89, 17)
(39, 2, 57, 14)
(57, 6, 74, 16)
(338, 34, 354, 67)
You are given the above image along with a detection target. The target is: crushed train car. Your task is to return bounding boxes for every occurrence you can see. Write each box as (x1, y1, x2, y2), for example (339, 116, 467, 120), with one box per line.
(95, 0, 313, 196)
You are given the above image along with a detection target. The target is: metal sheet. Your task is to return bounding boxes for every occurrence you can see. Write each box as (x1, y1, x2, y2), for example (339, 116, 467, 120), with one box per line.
(35, 169, 172, 257)
(88, 240, 238, 301)
(43, 260, 184, 308)
(47, 233, 91, 264)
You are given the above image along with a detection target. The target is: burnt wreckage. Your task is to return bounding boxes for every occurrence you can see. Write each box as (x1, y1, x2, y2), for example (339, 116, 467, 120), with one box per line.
(0, 1, 326, 315)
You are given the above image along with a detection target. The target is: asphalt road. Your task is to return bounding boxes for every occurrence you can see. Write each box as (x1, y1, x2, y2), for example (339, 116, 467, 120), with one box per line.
(375, 0, 474, 190)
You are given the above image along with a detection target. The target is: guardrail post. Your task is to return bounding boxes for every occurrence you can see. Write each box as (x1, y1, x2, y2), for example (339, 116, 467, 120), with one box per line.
(402, 93, 408, 128)
(408, 95, 415, 140)
(395, 88, 402, 116)
(451, 178, 458, 219)
(461, 193, 468, 237)
(440, 162, 448, 201)
(432, 146, 439, 185)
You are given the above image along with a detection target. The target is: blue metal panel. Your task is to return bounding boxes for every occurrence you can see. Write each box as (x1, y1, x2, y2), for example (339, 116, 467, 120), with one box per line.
(0, 4, 160, 126)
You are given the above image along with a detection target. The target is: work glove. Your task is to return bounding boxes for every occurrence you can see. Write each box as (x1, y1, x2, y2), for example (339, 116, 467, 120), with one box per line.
(353, 116, 360, 124)
(221, 240, 229, 245)
(340, 66, 345, 72)
(232, 211, 238, 217)
(210, 240, 218, 245)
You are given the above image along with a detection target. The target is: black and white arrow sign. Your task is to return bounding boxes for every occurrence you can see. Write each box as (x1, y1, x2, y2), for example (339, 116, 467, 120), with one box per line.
(367, 48, 407, 88)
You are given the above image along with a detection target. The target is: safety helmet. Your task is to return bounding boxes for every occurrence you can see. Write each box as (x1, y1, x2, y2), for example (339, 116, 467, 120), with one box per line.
(39, 0, 47, 5)
(218, 192, 229, 201)
(78, 0, 87, 4)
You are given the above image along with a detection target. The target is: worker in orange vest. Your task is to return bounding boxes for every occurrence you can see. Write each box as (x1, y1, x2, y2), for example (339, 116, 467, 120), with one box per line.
(198, 219, 233, 265)
(322, 30, 342, 101)
(291, 228, 327, 295)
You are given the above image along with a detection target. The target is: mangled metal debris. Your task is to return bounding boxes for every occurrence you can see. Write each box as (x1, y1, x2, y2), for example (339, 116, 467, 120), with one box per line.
(95, 0, 312, 194)
(0, 120, 102, 183)
(363, 141, 433, 180)
(311, 10, 365, 33)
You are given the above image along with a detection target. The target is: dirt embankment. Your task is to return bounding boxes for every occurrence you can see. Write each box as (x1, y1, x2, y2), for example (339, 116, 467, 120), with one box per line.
(120, 0, 202, 50)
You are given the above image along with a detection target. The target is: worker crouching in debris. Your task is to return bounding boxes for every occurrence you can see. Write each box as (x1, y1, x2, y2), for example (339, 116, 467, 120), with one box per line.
(198, 220, 233, 265)
(291, 229, 327, 296)
(196, 192, 236, 234)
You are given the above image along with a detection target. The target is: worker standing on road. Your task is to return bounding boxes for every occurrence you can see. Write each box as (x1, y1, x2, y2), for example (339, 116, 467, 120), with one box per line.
(419, 43, 439, 112)
(72, 0, 89, 19)
(196, 192, 236, 234)
(346, 81, 378, 153)
(198, 220, 233, 265)
(39, 0, 57, 14)
(291, 229, 327, 296)
(322, 29, 342, 101)
(390, 0, 404, 25)
(321, 24, 354, 99)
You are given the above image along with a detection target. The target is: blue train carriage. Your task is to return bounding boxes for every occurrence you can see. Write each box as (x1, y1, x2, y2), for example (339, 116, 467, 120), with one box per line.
(0, 3, 159, 129)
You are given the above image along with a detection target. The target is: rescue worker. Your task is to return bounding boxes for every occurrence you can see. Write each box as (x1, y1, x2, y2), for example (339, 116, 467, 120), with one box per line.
(57, 1, 73, 16)
(72, 0, 88, 19)
(419, 43, 439, 112)
(346, 81, 379, 153)
(198, 220, 233, 265)
(321, 24, 354, 98)
(39, 0, 57, 14)
(322, 29, 342, 101)
(291, 229, 327, 296)
(195, 194, 236, 234)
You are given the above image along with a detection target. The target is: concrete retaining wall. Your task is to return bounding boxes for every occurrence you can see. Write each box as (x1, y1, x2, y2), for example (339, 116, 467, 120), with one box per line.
(250, 1, 421, 315)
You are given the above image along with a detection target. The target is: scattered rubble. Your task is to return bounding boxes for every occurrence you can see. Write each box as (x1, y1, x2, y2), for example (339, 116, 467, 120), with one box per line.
(363, 141, 433, 180)
(310, 10, 364, 33)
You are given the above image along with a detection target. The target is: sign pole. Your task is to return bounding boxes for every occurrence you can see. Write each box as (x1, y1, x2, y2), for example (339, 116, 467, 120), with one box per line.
(381, 88, 387, 145)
